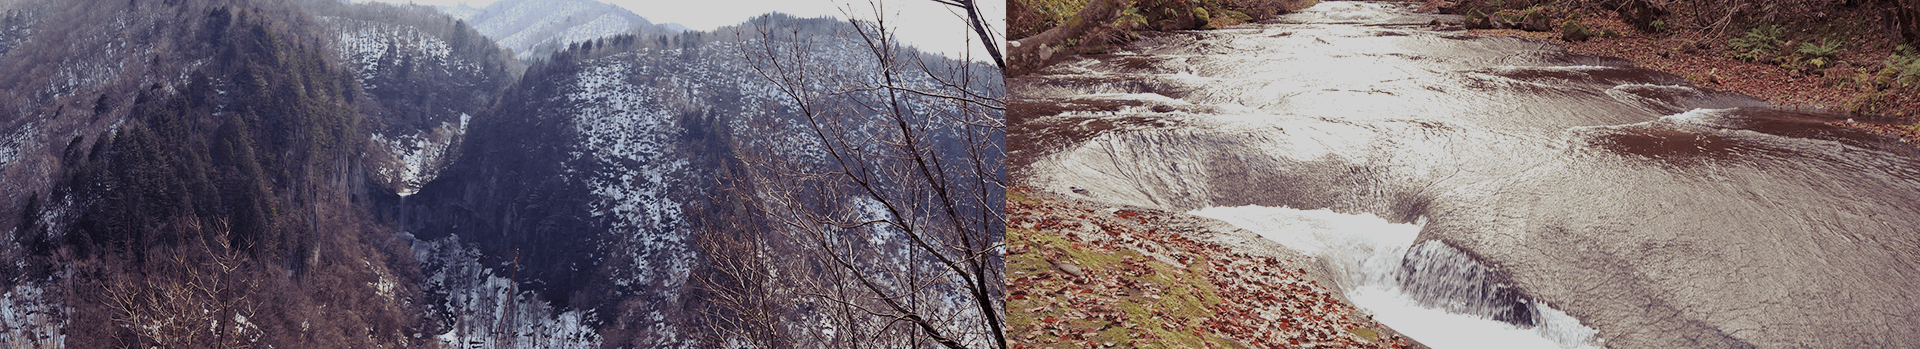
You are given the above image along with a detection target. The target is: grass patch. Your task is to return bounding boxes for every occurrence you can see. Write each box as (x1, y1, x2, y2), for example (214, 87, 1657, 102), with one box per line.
(1009, 190, 1042, 205)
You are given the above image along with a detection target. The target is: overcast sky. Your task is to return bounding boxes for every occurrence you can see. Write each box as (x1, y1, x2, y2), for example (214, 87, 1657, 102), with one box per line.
(359, 0, 1003, 61)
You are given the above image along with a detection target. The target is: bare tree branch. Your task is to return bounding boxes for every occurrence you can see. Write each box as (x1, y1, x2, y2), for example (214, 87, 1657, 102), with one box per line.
(716, 3, 1006, 347)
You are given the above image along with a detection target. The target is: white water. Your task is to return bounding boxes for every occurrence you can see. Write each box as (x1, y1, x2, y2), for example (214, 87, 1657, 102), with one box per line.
(1190, 205, 1602, 349)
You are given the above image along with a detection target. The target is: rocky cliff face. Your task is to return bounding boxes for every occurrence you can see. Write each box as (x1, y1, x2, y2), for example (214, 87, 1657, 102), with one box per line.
(308, 1, 520, 195)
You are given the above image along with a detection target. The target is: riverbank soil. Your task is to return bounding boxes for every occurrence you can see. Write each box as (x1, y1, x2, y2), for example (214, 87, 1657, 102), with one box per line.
(1006, 189, 1423, 349)
(1436, 0, 1920, 143)
(1007, 0, 1322, 75)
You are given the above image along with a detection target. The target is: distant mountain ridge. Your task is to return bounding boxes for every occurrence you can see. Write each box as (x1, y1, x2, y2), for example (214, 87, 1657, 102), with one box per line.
(437, 0, 685, 61)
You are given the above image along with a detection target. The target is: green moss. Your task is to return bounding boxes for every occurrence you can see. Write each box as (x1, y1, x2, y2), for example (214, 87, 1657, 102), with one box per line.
(1224, 9, 1252, 23)
(1519, 5, 1553, 19)
(1194, 7, 1213, 29)
(1492, 9, 1523, 22)
(1560, 19, 1591, 42)
(1349, 327, 1381, 342)
(1009, 190, 1041, 205)
(1009, 225, 1233, 348)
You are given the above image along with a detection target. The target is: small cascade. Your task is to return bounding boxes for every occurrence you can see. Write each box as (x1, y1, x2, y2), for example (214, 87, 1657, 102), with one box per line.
(1399, 241, 1535, 326)
(1191, 205, 1601, 349)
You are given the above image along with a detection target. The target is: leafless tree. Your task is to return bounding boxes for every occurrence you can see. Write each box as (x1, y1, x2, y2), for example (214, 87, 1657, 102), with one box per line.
(101, 216, 261, 349)
(690, 170, 795, 348)
(710, 1, 1006, 348)
(926, 0, 1006, 69)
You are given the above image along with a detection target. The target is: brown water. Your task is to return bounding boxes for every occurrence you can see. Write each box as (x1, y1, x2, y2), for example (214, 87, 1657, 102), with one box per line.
(1011, 1, 1920, 348)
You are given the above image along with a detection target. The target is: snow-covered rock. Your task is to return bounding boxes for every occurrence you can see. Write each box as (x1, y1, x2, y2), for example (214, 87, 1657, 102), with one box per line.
(1, 282, 66, 349)
(406, 233, 603, 349)
(372, 113, 469, 195)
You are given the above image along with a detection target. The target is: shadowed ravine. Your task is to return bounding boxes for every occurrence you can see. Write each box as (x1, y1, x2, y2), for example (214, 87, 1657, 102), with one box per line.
(1011, 1, 1920, 348)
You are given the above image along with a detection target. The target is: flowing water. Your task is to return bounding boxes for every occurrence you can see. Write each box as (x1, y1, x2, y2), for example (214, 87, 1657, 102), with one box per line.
(1011, 1, 1920, 348)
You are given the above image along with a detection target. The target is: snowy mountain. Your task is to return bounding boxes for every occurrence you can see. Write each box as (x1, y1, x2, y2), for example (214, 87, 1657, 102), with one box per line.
(388, 14, 1004, 347)
(309, 1, 519, 194)
(438, 0, 685, 61)
(391, 30, 782, 349)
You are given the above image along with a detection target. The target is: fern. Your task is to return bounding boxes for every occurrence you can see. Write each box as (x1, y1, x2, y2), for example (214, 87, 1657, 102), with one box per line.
(1117, 6, 1147, 29)
(1893, 45, 1920, 86)
(1797, 39, 1842, 58)
(1797, 39, 1843, 69)
(1729, 25, 1784, 62)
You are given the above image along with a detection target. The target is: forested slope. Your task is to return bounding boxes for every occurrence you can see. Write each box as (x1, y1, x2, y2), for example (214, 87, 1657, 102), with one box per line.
(0, 1, 1004, 347)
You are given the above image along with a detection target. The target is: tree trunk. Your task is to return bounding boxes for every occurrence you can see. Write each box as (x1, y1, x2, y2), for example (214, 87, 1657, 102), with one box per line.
(1008, 0, 1130, 76)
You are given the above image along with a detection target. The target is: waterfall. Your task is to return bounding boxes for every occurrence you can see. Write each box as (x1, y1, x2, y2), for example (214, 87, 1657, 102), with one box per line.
(1191, 205, 1602, 349)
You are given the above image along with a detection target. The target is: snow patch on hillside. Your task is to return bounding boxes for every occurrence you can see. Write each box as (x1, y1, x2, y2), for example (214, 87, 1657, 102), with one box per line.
(406, 233, 602, 349)
(319, 16, 478, 86)
(0, 123, 35, 168)
(0, 16, 34, 60)
(566, 60, 694, 292)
